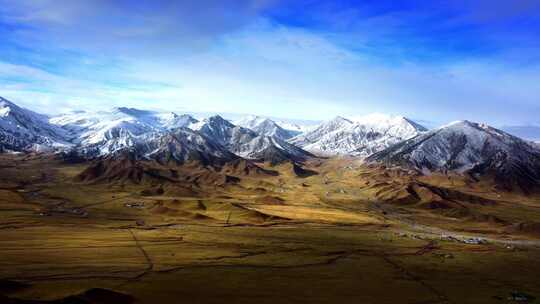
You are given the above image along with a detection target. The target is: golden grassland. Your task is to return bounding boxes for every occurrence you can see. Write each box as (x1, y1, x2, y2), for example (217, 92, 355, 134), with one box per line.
(0, 154, 540, 303)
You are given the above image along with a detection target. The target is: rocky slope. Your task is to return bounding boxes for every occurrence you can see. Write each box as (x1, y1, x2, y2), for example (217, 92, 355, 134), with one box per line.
(367, 120, 540, 192)
(5, 96, 540, 192)
(50, 107, 199, 156)
(289, 114, 426, 157)
(0, 97, 71, 152)
(1, 98, 314, 165)
(235, 115, 300, 140)
(193, 115, 313, 164)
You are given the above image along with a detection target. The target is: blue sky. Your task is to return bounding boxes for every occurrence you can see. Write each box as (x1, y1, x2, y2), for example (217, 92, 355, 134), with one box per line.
(0, 0, 540, 127)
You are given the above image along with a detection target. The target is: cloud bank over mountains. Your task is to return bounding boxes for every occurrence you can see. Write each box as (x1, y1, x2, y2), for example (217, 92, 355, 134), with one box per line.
(0, 0, 539, 127)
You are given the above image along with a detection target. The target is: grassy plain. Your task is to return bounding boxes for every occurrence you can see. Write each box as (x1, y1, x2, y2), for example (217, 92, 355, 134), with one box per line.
(0, 154, 539, 303)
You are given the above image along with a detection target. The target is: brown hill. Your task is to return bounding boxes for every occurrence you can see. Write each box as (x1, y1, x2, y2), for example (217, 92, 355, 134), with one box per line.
(219, 158, 279, 177)
(75, 153, 278, 189)
(75, 155, 175, 185)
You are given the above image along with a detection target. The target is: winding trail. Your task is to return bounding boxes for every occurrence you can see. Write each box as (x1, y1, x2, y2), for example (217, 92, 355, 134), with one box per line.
(381, 255, 450, 304)
(128, 229, 154, 280)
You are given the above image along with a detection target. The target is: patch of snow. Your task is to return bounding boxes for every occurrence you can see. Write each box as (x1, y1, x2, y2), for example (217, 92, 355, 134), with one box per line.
(234, 115, 299, 140)
(289, 114, 426, 157)
(0, 97, 72, 152)
(49, 107, 198, 156)
(367, 120, 540, 176)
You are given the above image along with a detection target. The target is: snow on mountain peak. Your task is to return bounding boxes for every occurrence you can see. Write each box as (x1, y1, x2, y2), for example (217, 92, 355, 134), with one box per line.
(3, 97, 538, 177)
(0, 102, 11, 117)
(193, 114, 311, 163)
(0, 97, 20, 118)
(235, 115, 267, 127)
(48, 107, 199, 156)
(207, 115, 234, 126)
(367, 120, 540, 191)
(330, 115, 353, 124)
(289, 114, 426, 157)
(157, 112, 198, 130)
(0, 96, 71, 152)
(436, 120, 511, 143)
(441, 120, 474, 128)
(369, 120, 539, 171)
(191, 115, 236, 135)
(234, 115, 299, 140)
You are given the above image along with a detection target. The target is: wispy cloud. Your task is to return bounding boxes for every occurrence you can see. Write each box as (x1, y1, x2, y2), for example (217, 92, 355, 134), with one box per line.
(0, 1, 539, 126)
(0, 0, 280, 56)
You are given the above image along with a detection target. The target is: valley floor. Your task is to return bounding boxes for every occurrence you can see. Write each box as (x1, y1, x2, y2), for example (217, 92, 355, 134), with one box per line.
(1, 154, 540, 304)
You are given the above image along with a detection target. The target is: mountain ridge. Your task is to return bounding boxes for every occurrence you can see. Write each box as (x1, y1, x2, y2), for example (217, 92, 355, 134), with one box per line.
(0, 97, 71, 152)
(367, 120, 540, 193)
(289, 114, 427, 157)
(234, 115, 300, 140)
(2, 96, 540, 190)
(193, 115, 313, 164)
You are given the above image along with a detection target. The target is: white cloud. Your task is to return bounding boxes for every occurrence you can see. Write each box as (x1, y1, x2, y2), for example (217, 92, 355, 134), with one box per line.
(1, 3, 540, 126)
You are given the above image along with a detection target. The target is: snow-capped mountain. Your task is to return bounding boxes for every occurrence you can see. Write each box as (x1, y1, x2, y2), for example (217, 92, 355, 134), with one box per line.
(367, 121, 540, 191)
(232, 133, 313, 164)
(192, 115, 256, 147)
(275, 120, 317, 133)
(289, 114, 426, 157)
(50, 107, 198, 156)
(234, 115, 299, 140)
(194, 115, 312, 163)
(352, 113, 427, 139)
(157, 112, 199, 130)
(0, 97, 71, 152)
(1, 98, 312, 164)
(133, 127, 237, 165)
(5, 96, 540, 186)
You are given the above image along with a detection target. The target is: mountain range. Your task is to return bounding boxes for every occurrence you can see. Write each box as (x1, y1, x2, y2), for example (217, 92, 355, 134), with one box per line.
(0, 97, 70, 152)
(0, 97, 316, 165)
(2, 96, 540, 190)
(289, 114, 427, 157)
(234, 115, 300, 140)
(367, 120, 540, 192)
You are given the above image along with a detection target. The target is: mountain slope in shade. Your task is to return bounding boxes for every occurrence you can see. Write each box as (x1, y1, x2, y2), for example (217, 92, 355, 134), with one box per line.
(234, 135, 315, 164)
(0, 97, 71, 152)
(193, 115, 313, 164)
(367, 121, 540, 193)
(74, 127, 242, 169)
(191, 115, 255, 147)
(289, 114, 426, 157)
(3, 98, 312, 166)
(234, 115, 300, 140)
(77, 149, 278, 186)
(134, 127, 237, 165)
(50, 107, 198, 156)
